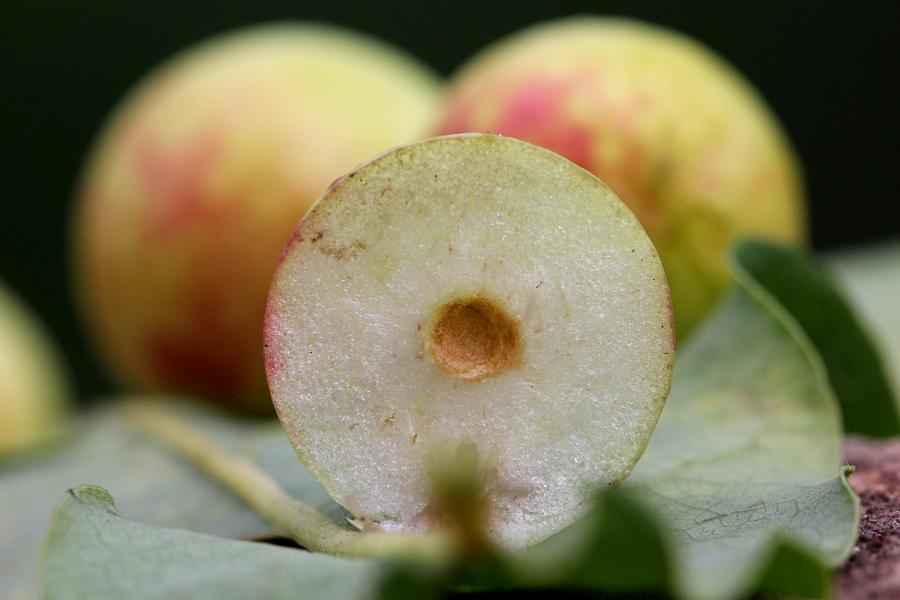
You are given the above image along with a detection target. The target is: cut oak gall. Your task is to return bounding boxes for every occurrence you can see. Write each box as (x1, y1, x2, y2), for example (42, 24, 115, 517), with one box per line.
(265, 134, 674, 547)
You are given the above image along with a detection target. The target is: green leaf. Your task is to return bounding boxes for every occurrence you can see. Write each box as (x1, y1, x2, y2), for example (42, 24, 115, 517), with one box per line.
(630, 242, 858, 597)
(39, 485, 384, 600)
(755, 540, 834, 599)
(828, 240, 900, 397)
(734, 239, 899, 436)
(0, 404, 345, 600)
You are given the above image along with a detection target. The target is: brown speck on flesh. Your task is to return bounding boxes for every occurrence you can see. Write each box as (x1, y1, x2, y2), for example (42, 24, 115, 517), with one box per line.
(410, 433, 417, 445)
(380, 413, 396, 430)
(448, 243, 453, 253)
(536, 281, 543, 288)
(317, 236, 367, 260)
(348, 422, 358, 431)
(840, 437, 900, 600)
(379, 185, 392, 197)
(311, 231, 324, 242)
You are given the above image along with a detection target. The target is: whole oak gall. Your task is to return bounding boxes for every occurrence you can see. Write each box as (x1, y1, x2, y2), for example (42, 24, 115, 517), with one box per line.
(0, 282, 70, 457)
(73, 24, 440, 411)
(436, 18, 806, 336)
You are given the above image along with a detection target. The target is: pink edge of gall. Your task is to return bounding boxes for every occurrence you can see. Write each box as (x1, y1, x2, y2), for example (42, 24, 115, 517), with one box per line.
(274, 209, 313, 271)
(264, 220, 311, 384)
(262, 299, 283, 382)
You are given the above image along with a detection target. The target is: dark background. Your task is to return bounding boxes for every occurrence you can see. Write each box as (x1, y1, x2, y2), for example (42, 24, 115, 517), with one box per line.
(1, 1, 898, 399)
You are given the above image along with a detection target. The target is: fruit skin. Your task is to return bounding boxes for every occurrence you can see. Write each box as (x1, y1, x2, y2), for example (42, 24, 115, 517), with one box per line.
(73, 24, 440, 411)
(436, 17, 806, 337)
(0, 282, 70, 458)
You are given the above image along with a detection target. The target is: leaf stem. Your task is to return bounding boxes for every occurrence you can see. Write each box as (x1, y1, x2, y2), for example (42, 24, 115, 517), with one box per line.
(123, 400, 456, 565)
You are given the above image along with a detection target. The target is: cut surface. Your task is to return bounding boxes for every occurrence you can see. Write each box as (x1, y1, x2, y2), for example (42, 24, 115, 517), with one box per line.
(265, 134, 674, 547)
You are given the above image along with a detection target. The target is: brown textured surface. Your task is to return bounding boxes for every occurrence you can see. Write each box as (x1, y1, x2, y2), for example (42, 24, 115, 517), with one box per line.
(426, 296, 521, 381)
(840, 437, 900, 600)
